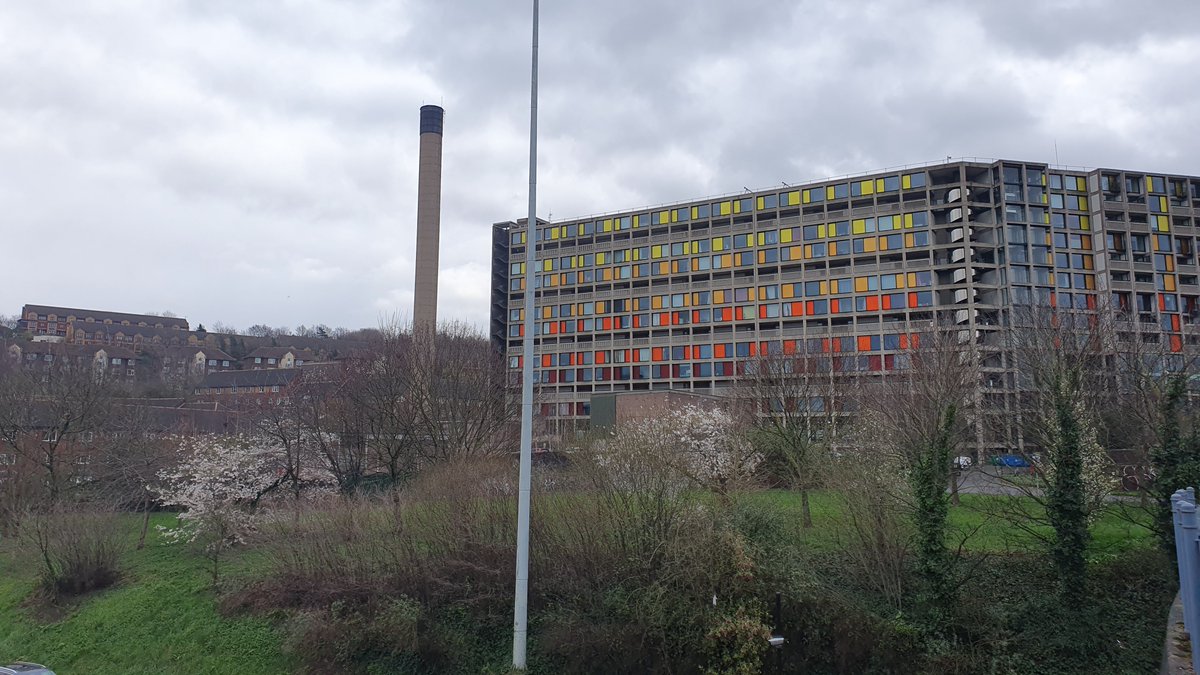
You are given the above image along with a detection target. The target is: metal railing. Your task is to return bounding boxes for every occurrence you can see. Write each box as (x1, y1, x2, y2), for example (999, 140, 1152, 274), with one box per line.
(1171, 487, 1200, 675)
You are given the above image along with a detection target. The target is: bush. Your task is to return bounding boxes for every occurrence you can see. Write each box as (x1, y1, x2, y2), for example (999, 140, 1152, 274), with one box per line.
(20, 506, 127, 598)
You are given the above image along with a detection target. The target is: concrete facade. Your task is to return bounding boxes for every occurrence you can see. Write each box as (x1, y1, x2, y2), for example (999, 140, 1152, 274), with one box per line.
(413, 105, 444, 335)
(491, 158, 1200, 451)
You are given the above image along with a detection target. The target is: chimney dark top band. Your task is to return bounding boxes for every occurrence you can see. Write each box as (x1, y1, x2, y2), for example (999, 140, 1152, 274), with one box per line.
(420, 105, 444, 136)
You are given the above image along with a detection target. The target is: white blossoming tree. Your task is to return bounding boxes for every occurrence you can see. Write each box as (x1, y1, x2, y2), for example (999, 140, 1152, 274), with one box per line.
(155, 434, 319, 584)
(593, 405, 761, 499)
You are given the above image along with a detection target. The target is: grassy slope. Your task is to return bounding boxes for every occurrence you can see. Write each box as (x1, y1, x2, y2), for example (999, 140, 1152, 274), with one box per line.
(0, 514, 292, 675)
(746, 490, 1155, 554)
(0, 494, 1158, 674)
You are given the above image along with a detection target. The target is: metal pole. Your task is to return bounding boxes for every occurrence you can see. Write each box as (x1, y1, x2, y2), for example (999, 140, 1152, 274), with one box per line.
(512, 0, 539, 669)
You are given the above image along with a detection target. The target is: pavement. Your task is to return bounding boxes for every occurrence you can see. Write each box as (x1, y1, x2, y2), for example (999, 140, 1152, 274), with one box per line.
(953, 466, 1142, 503)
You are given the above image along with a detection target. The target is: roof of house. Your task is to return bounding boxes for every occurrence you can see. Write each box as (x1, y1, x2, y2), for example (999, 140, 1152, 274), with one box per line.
(161, 345, 236, 361)
(22, 304, 189, 330)
(200, 368, 300, 389)
(73, 323, 192, 343)
(5, 341, 136, 360)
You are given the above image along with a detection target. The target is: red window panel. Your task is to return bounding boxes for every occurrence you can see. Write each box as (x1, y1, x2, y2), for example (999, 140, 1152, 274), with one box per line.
(791, 301, 805, 316)
(758, 305, 769, 319)
(1159, 294, 1167, 311)
(865, 296, 880, 312)
(868, 355, 882, 371)
(1173, 315, 1182, 332)
(601, 317, 613, 330)
(1172, 335, 1183, 353)
(783, 339, 797, 354)
(908, 292, 919, 308)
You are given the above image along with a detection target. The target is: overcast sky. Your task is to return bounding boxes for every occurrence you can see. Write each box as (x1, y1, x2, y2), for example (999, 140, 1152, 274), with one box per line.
(3, 0, 1199, 333)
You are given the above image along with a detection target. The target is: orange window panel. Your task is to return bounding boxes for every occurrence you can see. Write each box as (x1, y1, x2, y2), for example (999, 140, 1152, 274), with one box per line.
(830, 299, 841, 313)
(659, 312, 670, 325)
(541, 354, 552, 367)
(865, 296, 880, 312)
(1172, 315, 1182, 332)
(601, 318, 613, 330)
(1172, 335, 1184, 353)
(652, 347, 665, 361)
(791, 301, 805, 316)
(783, 339, 797, 354)
(857, 336, 872, 351)
(758, 305, 769, 319)
(908, 292, 919, 307)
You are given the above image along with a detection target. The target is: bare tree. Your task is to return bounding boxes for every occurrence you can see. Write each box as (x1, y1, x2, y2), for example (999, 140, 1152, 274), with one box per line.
(90, 403, 178, 548)
(1007, 304, 1115, 606)
(861, 323, 976, 626)
(733, 345, 853, 527)
(0, 356, 115, 504)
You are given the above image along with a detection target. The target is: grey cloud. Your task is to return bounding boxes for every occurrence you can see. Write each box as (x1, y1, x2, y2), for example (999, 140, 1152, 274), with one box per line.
(3, 0, 1199, 331)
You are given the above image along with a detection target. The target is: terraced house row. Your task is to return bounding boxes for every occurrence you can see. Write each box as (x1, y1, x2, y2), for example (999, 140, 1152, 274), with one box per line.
(490, 158, 1200, 453)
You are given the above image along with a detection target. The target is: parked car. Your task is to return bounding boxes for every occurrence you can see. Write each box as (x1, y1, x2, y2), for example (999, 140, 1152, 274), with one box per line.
(952, 456, 974, 470)
(1, 664, 55, 675)
(990, 454, 1031, 468)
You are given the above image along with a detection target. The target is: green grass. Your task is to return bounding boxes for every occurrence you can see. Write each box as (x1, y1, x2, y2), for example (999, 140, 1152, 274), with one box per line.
(748, 490, 1154, 554)
(0, 493, 1160, 674)
(0, 513, 293, 675)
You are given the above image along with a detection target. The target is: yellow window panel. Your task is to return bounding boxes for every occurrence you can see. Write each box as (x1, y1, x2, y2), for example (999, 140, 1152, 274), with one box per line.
(803, 245, 814, 259)
(826, 186, 835, 200)
(722, 254, 732, 268)
(830, 241, 840, 256)
(852, 219, 866, 235)
(1164, 275, 1176, 291)
(712, 237, 725, 252)
(876, 178, 886, 193)
(1167, 257, 1176, 272)
(907, 272, 917, 287)
(802, 189, 812, 204)
(1041, 192, 1048, 204)
(901, 175, 911, 189)
(1085, 276, 1096, 290)
(790, 245, 802, 259)
(748, 287, 757, 301)
(713, 290, 726, 303)
(1077, 196, 1088, 210)
(1160, 196, 1169, 212)
(862, 238, 877, 253)
(860, 180, 874, 195)
(820, 281, 829, 295)
(1146, 176, 1154, 192)
(691, 206, 699, 220)
(786, 190, 800, 206)
(905, 233, 914, 248)
(818, 224, 827, 238)
(780, 228, 793, 244)
(659, 210, 669, 223)
(903, 213, 914, 228)
(854, 277, 869, 293)
(601, 268, 612, 281)
(1079, 216, 1090, 231)
(878, 236, 889, 251)
(756, 196, 765, 210)
(782, 284, 794, 299)
(719, 201, 731, 216)
(756, 232, 765, 246)
(542, 259, 552, 272)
